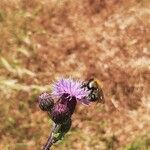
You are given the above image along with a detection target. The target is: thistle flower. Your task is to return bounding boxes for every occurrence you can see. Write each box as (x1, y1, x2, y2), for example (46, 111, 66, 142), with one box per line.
(50, 103, 71, 124)
(38, 92, 54, 111)
(52, 78, 90, 105)
(40, 77, 92, 149)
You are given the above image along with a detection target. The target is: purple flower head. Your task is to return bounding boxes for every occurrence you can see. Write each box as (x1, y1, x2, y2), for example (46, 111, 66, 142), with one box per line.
(52, 77, 90, 105)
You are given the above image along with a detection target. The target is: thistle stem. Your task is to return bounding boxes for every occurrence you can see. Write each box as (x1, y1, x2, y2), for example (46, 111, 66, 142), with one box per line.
(42, 131, 53, 150)
(42, 124, 57, 150)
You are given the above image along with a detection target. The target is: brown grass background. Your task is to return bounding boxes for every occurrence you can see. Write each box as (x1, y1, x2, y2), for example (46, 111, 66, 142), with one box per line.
(0, 0, 150, 150)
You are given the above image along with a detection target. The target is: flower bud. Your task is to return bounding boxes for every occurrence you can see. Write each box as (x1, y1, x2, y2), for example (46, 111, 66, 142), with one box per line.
(50, 103, 71, 124)
(38, 92, 54, 111)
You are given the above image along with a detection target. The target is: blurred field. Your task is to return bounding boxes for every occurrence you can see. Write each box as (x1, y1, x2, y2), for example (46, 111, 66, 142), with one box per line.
(0, 0, 150, 150)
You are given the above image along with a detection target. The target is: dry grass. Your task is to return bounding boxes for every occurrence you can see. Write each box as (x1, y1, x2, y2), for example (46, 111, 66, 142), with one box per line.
(0, 0, 150, 150)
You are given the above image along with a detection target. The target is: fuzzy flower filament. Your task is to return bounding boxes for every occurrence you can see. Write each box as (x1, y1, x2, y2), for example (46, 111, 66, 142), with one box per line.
(52, 78, 90, 105)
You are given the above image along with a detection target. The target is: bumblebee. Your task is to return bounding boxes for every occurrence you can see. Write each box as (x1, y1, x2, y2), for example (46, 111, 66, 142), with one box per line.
(82, 78, 105, 103)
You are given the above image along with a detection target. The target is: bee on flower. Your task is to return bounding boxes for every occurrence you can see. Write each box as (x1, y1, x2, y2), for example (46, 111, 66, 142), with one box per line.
(37, 77, 105, 150)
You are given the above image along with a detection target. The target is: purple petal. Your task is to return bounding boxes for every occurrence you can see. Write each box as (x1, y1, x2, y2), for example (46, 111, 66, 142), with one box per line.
(51, 77, 90, 105)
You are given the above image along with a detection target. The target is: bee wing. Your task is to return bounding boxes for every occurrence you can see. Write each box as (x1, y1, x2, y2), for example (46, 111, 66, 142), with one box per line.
(99, 88, 105, 104)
